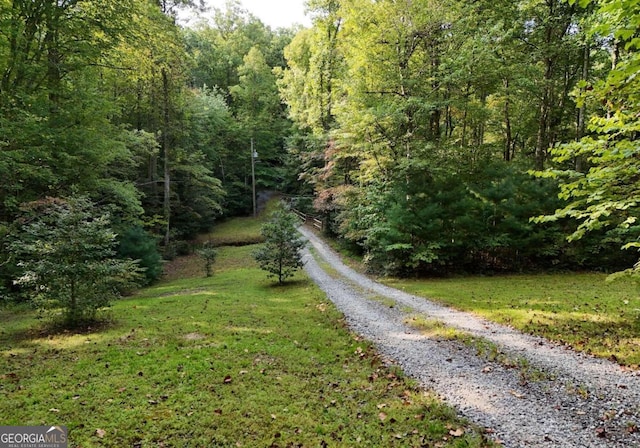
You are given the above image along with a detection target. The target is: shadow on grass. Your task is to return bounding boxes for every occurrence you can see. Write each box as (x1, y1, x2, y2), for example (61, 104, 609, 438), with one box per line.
(523, 313, 640, 366)
(0, 312, 118, 346)
(264, 279, 310, 289)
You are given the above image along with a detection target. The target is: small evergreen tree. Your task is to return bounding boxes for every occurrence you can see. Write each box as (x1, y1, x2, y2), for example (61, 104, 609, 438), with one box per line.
(253, 203, 306, 284)
(9, 196, 142, 327)
(197, 241, 218, 278)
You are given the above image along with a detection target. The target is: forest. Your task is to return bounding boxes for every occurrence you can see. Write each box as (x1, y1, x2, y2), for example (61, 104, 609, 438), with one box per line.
(1, 0, 639, 300)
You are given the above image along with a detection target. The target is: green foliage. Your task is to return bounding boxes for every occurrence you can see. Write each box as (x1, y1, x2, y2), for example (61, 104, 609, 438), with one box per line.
(169, 147, 226, 239)
(9, 196, 142, 327)
(117, 226, 164, 285)
(536, 0, 640, 275)
(196, 241, 218, 277)
(0, 245, 489, 447)
(184, 7, 296, 217)
(278, 0, 634, 276)
(253, 202, 306, 283)
(0, 0, 145, 222)
(0, 221, 15, 302)
(335, 160, 631, 275)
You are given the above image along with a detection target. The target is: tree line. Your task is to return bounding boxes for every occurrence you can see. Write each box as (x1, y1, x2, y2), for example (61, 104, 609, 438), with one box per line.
(1, 0, 638, 311)
(0, 0, 297, 303)
(280, 0, 640, 276)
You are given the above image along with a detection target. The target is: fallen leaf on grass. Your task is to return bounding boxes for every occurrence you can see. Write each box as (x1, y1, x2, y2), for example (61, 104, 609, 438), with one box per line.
(449, 428, 464, 437)
(378, 412, 387, 422)
(223, 375, 232, 384)
(96, 429, 106, 438)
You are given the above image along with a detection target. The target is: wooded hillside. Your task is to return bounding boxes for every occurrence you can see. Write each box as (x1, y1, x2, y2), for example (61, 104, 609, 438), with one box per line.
(1, 0, 639, 298)
(280, 0, 640, 275)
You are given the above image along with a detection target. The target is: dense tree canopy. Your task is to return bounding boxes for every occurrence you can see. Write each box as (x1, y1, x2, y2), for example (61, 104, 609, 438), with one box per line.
(1, 0, 638, 306)
(537, 0, 640, 275)
(0, 0, 296, 300)
(280, 0, 638, 275)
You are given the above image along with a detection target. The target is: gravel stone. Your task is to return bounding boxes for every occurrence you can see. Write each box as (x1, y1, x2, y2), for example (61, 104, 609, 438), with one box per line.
(299, 226, 640, 448)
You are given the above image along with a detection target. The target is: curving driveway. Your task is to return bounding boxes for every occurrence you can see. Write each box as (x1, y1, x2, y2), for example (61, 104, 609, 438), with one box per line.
(299, 226, 640, 448)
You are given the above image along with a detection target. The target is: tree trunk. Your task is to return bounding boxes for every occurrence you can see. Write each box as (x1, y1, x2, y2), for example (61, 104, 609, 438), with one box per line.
(535, 53, 553, 170)
(575, 43, 589, 172)
(162, 68, 171, 247)
(503, 79, 513, 162)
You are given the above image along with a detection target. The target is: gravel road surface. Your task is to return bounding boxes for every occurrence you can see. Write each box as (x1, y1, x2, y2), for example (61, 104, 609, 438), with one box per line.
(299, 226, 640, 448)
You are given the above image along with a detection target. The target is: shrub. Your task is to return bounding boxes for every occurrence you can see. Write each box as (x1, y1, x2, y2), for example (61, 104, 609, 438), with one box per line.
(9, 196, 142, 327)
(117, 226, 163, 285)
(197, 242, 218, 277)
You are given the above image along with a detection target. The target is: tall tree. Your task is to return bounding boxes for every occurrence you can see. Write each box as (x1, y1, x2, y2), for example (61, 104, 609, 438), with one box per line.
(517, 0, 587, 169)
(279, 0, 620, 274)
(231, 47, 289, 187)
(0, 0, 147, 225)
(538, 0, 640, 274)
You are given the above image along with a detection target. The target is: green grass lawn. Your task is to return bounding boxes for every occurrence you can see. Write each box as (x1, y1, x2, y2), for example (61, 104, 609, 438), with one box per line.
(197, 216, 266, 247)
(0, 218, 491, 447)
(385, 273, 640, 368)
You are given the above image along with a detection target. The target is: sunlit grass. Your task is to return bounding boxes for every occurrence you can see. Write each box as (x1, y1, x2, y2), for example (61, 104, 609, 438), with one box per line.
(385, 273, 640, 367)
(197, 216, 265, 247)
(196, 199, 283, 248)
(0, 211, 492, 447)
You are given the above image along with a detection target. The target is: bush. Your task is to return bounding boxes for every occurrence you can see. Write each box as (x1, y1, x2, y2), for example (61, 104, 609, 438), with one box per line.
(117, 226, 164, 285)
(9, 196, 142, 327)
(196, 242, 218, 277)
(332, 160, 633, 276)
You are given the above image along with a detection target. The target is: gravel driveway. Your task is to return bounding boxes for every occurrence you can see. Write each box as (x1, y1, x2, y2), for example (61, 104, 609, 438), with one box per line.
(299, 226, 640, 448)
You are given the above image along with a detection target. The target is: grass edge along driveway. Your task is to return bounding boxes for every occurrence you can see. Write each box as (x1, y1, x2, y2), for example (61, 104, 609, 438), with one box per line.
(1, 243, 492, 447)
(384, 272, 640, 368)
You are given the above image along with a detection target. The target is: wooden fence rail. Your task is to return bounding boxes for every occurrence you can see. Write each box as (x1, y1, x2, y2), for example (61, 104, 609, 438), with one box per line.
(291, 208, 324, 231)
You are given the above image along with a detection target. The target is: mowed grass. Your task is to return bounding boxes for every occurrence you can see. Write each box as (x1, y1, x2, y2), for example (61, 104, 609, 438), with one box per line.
(0, 218, 491, 447)
(385, 274, 640, 367)
(197, 216, 266, 247)
(196, 199, 281, 247)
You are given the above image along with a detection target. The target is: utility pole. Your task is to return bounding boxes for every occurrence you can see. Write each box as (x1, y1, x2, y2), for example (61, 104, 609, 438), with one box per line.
(251, 138, 257, 217)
